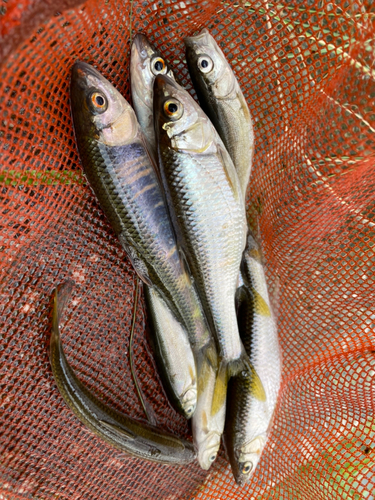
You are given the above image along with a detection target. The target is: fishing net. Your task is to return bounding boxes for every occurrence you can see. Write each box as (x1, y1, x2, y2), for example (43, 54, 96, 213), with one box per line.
(1, 0, 374, 498)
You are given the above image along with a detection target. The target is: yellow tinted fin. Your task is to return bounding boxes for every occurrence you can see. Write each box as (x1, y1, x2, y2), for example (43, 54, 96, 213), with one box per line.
(196, 351, 213, 397)
(211, 361, 228, 416)
(252, 288, 271, 317)
(243, 357, 266, 402)
(204, 341, 218, 370)
(201, 410, 209, 433)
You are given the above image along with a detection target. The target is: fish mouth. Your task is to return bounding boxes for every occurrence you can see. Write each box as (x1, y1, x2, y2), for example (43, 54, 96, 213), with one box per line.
(71, 61, 106, 91)
(132, 33, 156, 61)
(184, 28, 210, 47)
(154, 74, 179, 93)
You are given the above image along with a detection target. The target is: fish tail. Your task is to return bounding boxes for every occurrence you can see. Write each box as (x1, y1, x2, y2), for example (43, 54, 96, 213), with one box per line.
(211, 359, 228, 416)
(211, 350, 266, 416)
(228, 350, 266, 402)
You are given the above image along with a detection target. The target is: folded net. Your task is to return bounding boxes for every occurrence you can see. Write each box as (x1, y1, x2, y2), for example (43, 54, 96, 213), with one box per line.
(1, 0, 374, 498)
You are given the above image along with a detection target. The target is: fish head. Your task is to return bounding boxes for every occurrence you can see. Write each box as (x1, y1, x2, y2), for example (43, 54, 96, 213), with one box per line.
(153, 74, 216, 154)
(232, 434, 266, 485)
(70, 61, 138, 147)
(194, 431, 221, 470)
(181, 386, 197, 419)
(131, 34, 175, 108)
(184, 28, 236, 100)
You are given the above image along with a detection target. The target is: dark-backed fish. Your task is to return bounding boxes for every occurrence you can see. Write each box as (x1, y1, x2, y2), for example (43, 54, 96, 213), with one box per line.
(50, 281, 196, 465)
(225, 233, 281, 484)
(184, 29, 254, 199)
(70, 61, 215, 369)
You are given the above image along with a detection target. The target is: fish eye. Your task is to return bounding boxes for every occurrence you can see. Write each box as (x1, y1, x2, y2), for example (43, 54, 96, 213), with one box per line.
(163, 98, 183, 120)
(197, 55, 213, 73)
(151, 57, 167, 76)
(240, 461, 253, 475)
(89, 91, 107, 113)
(209, 453, 217, 463)
(185, 404, 195, 417)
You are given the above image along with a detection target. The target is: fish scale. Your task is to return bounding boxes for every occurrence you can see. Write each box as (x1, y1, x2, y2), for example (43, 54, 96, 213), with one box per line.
(74, 118, 211, 355)
(159, 145, 246, 363)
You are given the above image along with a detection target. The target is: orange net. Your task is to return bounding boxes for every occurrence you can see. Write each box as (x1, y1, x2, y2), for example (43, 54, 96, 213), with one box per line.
(1, 0, 374, 498)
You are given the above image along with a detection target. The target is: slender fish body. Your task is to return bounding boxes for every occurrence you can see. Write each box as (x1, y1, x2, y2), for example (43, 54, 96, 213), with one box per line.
(145, 286, 197, 419)
(131, 36, 201, 419)
(225, 233, 281, 484)
(153, 74, 247, 371)
(184, 29, 254, 199)
(70, 62, 215, 365)
(130, 34, 175, 157)
(50, 282, 196, 465)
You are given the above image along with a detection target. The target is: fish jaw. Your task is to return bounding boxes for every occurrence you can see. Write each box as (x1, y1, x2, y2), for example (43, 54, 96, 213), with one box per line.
(195, 432, 221, 470)
(234, 434, 267, 485)
(153, 74, 216, 154)
(71, 61, 139, 147)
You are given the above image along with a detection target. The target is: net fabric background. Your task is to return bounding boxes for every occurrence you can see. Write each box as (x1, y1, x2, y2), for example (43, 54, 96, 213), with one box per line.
(0, 0, 374, 498)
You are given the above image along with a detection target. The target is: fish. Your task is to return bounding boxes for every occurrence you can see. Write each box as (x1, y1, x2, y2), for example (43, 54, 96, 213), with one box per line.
(153, 74, 264, 413)
(224, 233, 281, 484)
(70, 61, 216, 370)
(184, 28, 254, 199)
(50, 281, 196, 465)
(130, 33, 175, 157)
(191, 364, 226, 470)
(145, 285, 197, 419)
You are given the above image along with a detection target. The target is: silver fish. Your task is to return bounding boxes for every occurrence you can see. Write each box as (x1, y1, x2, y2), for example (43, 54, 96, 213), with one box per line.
(153, 75, 264, 413)
(184, 28, 254, 199)
(70, 62, 216, 370)
(131, 33, 175, 157)
(145, 285, 197, 419)
(50, 281, 196, 465)
(225, 233, 281, 484)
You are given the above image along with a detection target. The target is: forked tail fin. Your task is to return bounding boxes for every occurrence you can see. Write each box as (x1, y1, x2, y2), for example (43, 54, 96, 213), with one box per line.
(211, 350, 266, 416)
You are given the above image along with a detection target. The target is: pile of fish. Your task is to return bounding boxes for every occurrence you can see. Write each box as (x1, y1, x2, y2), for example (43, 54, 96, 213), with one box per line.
(50, 29, 281, 484)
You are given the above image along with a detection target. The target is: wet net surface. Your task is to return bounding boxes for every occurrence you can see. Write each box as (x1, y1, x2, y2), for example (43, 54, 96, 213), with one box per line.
(1, 0, 375, 499)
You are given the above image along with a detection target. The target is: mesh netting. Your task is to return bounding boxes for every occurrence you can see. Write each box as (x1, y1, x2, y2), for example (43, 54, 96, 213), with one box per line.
(1, 0, 374, 498)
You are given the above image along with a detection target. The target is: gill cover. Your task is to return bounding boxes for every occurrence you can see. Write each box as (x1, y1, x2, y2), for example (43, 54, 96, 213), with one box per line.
(153, 74, 217, 154)
(184, 28, 237, 101)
